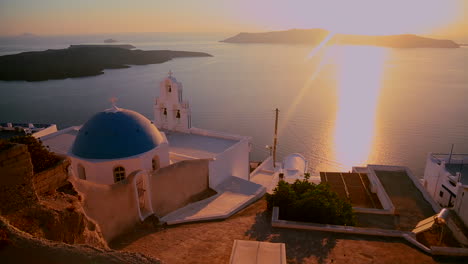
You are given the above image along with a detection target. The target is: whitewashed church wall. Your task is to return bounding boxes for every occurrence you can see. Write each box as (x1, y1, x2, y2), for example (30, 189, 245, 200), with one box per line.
(71, 157, 142, 184)
(70, 146, 169, 184)
(70, 174, 140, 242)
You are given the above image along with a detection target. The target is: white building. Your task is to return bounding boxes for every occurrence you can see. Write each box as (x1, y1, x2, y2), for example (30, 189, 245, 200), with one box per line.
(423, 153, 468, 225)
(40, 71, 252, 188)
(0, 122, 57, 138)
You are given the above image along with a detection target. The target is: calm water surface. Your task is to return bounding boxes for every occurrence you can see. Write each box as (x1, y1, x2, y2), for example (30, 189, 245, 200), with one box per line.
(0, 33, 467, 176)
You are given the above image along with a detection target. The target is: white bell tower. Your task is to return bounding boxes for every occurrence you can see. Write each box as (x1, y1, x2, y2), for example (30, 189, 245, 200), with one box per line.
(154, 71, 191, 132)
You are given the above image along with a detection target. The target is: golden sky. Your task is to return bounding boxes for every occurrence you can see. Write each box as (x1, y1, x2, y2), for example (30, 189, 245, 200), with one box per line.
(1, 0, 467, 40)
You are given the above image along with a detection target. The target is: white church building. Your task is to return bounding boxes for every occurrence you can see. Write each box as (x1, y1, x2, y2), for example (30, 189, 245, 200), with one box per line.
(41, 71, 252, 188)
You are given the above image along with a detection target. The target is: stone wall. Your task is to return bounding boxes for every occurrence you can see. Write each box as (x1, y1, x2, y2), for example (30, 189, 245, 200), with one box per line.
(33, 158, 70, 195)
(151, 159, 210, 217)
(0, 144, 37, 214)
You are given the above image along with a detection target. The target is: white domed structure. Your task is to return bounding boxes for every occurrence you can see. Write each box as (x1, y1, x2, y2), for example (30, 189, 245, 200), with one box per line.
(69, 106, 169, 184)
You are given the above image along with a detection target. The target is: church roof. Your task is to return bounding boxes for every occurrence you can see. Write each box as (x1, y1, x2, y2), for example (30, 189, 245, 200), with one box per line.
(71, 108, 164, 159)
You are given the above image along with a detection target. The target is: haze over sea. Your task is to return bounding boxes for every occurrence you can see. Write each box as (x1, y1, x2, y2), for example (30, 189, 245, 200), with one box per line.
(0, 32, 467, 177)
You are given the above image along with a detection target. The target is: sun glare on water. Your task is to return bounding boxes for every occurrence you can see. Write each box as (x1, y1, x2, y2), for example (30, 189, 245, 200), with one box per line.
(330, 46, 388, 170)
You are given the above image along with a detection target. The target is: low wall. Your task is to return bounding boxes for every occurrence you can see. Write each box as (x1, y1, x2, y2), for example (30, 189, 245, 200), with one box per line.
(32, 124, 58, 138)
(365, 166, 395, 214)
(209, 139, 250, 188)
(33, 158, 70, 195)
(190, 127, 251, 141)
(71, 174, 140, 242)
(271, 207, 406, 237)
(0, 144, 37, 214)
(250, 156, 273, 176)
(272, 207, 468, 256)
(151, 159, 210, 217)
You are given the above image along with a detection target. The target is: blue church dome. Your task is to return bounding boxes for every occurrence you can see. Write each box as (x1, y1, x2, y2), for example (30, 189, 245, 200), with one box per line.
(71, 108, 164, 159)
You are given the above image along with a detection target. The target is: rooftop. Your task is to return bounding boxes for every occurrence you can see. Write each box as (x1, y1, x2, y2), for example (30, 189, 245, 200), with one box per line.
(42, 128, 80, 155)
(164, 130, 239, 159)
(445, 163, 468, 185)
(430, 153, 468, 186)
(319, 172, 382, 209)
(71, 108, 164, 159)
(373, 170, 435, 230)
(42, 127, 240, 159)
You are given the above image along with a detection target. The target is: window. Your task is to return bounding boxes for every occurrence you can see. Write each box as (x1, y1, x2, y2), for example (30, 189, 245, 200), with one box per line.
(114, 166, 126, 183)
(439, 191, 444, 197)
(152, 156, 160, 171)
(165, 80, 172, 93)
(77, 164, 86, 180)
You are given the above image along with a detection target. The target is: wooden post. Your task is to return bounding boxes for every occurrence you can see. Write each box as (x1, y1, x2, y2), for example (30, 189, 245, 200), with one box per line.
(273, 108, 279, 168)
(448, 144, 454, 164)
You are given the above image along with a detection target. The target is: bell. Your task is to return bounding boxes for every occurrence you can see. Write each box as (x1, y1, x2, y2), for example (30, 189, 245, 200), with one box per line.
(176, 110, 181, 118)
(163, 108, 167, 115)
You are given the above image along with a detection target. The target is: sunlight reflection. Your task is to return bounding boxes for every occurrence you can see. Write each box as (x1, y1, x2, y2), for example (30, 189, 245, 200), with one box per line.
(278, 32, 334, 136)
(331, 46, 388, 170)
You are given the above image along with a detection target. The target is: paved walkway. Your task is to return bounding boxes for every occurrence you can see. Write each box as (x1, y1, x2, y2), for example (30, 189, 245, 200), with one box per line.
(161, 176, 265, 225)
(250, 158, 283, 194)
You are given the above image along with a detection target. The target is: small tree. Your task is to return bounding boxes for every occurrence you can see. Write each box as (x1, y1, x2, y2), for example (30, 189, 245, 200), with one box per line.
(266, 179, 356, 226)
(9, 135, 61, 173)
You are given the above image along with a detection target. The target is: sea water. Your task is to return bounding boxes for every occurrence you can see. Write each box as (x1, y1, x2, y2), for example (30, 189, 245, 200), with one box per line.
(0, 32, 467, 176)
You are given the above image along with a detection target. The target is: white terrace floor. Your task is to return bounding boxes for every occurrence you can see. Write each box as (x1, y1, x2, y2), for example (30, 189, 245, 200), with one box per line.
(164, 130, 239, 159)
(41, 127, 80, 155)
(160, 158, 285, 225)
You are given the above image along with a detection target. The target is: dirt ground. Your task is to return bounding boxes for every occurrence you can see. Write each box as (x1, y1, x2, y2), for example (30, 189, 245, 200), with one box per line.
(111, 199, 467, 264)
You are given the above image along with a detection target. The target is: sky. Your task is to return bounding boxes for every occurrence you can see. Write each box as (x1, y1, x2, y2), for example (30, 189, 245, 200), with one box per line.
(1, 0, 467, 41)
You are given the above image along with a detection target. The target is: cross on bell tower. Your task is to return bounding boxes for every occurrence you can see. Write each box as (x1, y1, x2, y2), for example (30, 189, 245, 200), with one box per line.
(154, 71, 191, 132)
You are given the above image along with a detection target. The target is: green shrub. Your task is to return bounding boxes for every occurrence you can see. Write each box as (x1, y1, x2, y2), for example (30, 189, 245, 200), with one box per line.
(266, 179, 356, 226)
(9, 135, 61, 173)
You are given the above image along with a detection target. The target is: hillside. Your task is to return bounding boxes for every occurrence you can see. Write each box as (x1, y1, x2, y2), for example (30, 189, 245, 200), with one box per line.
(0, 47, 212, 82)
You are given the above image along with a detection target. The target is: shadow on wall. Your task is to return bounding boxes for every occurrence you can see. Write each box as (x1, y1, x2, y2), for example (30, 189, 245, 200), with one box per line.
(71, 159, 212, 242)
(151, 159, 211, 217)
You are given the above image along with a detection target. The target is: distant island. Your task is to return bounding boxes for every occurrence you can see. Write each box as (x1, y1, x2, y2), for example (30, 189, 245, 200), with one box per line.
(0, 46, 212, 82)
(221, 29, 459, 48)
(69, 44, 136, 50)
(104, 38, 118, 43)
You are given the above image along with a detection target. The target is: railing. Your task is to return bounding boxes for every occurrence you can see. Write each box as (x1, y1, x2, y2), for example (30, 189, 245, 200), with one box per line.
(431, 153, 468, 165)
